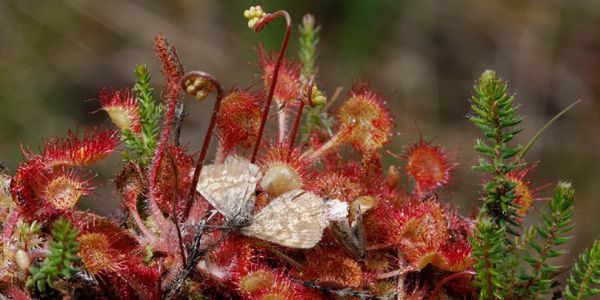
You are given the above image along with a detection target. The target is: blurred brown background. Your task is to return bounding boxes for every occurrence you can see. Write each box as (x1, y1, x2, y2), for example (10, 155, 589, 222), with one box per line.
(1, 0, 599, 262)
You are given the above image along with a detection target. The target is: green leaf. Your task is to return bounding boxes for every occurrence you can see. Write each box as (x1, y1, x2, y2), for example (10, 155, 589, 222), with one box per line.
(565, 240, 600, 299)
(519, 182, 575, 298)
(471, 218, 512, 299)
(27, 217, 81, 293)
(470, 70, 524, 234)
(120, 64, 163, 165)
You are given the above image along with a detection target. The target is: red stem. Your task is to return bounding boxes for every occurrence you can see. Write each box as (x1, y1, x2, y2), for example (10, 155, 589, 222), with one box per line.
(287, 82, 312, 161)
(181, 71, 224, 220)
(250, 10, 292, 163)
(430, 271, 476, 300)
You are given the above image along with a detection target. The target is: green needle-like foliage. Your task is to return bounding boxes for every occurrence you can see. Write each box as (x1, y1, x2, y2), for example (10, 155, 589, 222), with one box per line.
(135, 64, 162, 154)
(468, 70, 600, 299)
(122, 64, 162, 165)
(565, 240, 600, 299)
(470, 70, 524, 233)
(470, 218, 508, 299)
(298, 14, 333, 142)
(26, 218, 81, 292)
(519, 181, 575, 298)
(298, 14, 320, 80)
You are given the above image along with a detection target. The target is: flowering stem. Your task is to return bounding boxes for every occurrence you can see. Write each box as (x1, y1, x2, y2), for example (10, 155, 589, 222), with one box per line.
(287, 82, 312, 161)
(180, 71, 224, 220)
(250, 10, 292, 163)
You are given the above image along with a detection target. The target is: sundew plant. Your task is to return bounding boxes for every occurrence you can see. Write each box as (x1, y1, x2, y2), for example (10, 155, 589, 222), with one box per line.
(0, 5, 598, 300)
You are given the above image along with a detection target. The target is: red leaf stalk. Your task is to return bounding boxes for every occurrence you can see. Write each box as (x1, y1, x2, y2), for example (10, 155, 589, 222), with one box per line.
(148, 34, 183, 231)
(149, 34, 183, 186)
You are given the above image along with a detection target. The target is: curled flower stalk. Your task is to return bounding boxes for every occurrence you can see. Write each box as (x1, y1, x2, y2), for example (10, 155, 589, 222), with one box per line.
(257, 46, 302, 144)
(179, 71, 224, 219)
(245, 6, 293, 163)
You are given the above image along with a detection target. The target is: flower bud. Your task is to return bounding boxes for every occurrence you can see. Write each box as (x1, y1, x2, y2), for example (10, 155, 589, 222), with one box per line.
(243, 6, 266, 30)
(182, 76, 214, 101)
(302, 14, 315, 31)
(304, 85, 326, 106)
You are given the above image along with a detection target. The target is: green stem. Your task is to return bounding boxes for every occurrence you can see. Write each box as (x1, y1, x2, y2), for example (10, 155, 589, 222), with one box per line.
(517, 99, 581, 160)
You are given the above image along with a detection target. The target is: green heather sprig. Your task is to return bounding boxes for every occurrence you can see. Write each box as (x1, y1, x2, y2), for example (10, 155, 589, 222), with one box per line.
(468, 70, 600, 299)
(470, 70, 524, 233)
(298, 14, 320, 80)
(122, 64, 163, 165)
(565, 240, 600, 299)
(298, 14, 333, 141)
(470, 218, 507, 299)
(26, 218, 80, 292)
(519, 182, 575, 298)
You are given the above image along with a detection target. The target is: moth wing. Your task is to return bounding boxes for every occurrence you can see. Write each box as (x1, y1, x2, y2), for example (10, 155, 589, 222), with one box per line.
(241, 190, 328, 249)
(196, 157, 261, 220)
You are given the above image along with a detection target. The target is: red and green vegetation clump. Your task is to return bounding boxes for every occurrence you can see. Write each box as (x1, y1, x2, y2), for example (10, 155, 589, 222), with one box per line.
(0, 5, 598, 300)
